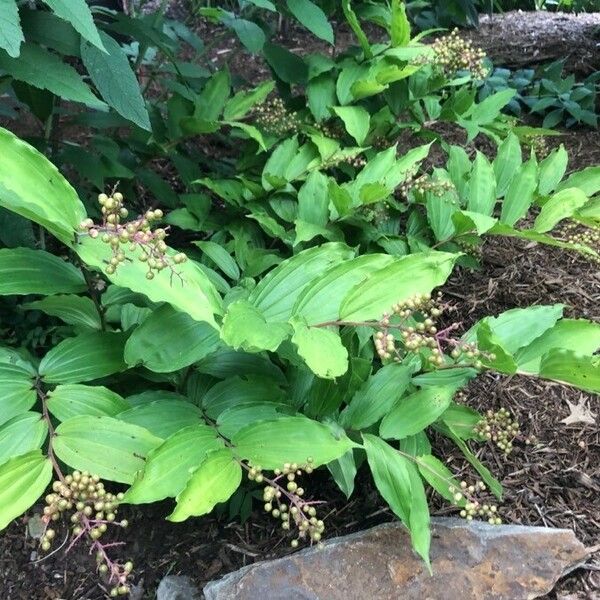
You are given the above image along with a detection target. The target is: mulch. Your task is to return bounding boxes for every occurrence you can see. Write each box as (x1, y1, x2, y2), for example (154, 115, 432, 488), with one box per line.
(1, 10, 600, 600)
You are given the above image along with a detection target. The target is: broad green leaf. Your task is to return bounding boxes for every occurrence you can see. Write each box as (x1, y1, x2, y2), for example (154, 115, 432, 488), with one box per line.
(413, 368, 477, 391)
(452, 211, 497, 236)
(466, 305, 564, 355)
(23, 295, 100, 329)
(362, 434, 430, 565)
(54, 416, 162, 483)
(232, 416, 356, 469)
(0, 0, 23, 58)
(0, 362, 36, 427)
(0, 451, 52, 531)
(169, 448, 242, 521)
(468, 152, 496, 214)
(390, 0, 411, 46)
(39, 332, 128, 384)
(263, 43, 308, 84)
(0, 412, 47, 465)
(286, 0, 333, 44)
(222, 121, 267, 151)
(515, 319, 600, 374)
(331, 106, 370, 145)
(19, 9, 80, 56)
(76, 237, 223, 328)
(223, 81, 274, 120)
(47, 384, 128, 422)
(447, 145, 471, 197)
(492, 133, 521, 198)
(248, 243, 355, 322)
(557, 166, 600, 196)
(194, 240, 240, 280)
(340, 363, 414, 430)
(0, 249, 86, 295)
(340, 252, 457, 321)
(539, 350, 600, 393)
(533, 188, 588, 233)
(380, 386, 454, 440)
(0, 127, 86, 245)
(327, 450, 357, 498)
(476, 322, 517, 373)
(293, 254, 394, 324)
(221, 300, 290, 353)
(124, 424, 223, 504)
(124, 304, 219, 372)
(298, 170, 329, 227)
(499, 158, 538, 226)
(307, 73, 337, 122)
(225, 17, 265, 53)
(217, 402, 292, 439)
(0, 43, 105, 109)
(117, 400, 202, 438)
(202, 376, 285, 420)
(417, 454, 463, 504)
(42, 0, 105, 51)
(194, 69, 230, 121)
(291, 319, 348, 379)
(81, 31, 150, 130)
(440, 403, 481, 440)
(445, 427, 503, 499)
(538, 145, 568, 196)
(468, 89, 516, 125)
(426, 190, 458, 241)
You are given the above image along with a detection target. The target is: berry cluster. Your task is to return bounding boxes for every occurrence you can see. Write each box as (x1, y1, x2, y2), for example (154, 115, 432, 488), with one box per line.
(247, 459, 326, 549)
(431, 29, 488, 80)
(559, 223, 600, 265)
(254, 97, 301, 136)
(41, 472, 133, 597)
(474, 408, 520, 455)
(409, 175, 456, 198)
(449, 341, 493, 369)
(523, 134, 550, 159)
(373, 293, 491, 369)
(360, 201, 391, 224)
(79, 192, 187, 280)
(455, 237, 484, 259)
(449, 480, 502, 525)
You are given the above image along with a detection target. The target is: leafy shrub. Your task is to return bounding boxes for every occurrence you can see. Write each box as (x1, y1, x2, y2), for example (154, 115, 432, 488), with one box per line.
(0, 1, 600, 596)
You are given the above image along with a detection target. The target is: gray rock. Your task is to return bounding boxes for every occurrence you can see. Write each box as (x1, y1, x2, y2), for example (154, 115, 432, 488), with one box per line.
(204, 518, 589, 600)
(156, 575, 200, 600)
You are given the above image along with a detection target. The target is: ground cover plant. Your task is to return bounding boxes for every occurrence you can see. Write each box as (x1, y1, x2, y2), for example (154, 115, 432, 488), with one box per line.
(0, 1, 599, 597)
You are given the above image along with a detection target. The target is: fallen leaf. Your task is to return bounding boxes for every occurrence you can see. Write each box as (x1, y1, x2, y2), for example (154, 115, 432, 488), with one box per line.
(560, 398, 596, 426)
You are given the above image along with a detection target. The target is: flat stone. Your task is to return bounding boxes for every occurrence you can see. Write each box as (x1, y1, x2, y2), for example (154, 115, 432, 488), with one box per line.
(204, 518, 588, 600)
(156, 575, 200, 600)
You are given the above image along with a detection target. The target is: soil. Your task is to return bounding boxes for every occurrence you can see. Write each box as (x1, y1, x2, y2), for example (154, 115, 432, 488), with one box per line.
(1, 9, 600, 600)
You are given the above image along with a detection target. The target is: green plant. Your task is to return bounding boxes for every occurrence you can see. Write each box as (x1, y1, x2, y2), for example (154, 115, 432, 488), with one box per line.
(1, 1, 600, 595)
(0, 127, 599, 582)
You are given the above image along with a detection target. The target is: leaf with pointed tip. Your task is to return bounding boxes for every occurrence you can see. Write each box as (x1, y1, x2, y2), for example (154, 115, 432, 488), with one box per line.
(40, 332, 128, 384)
(23, 295, 100, 329)
(47, 384, 129, 421)
(54, 416, 162, 483)
(0, 362, 36, 427)
(0, 412, 47, 465)
(168, 448, 241, 521)
(232, 416, 357, 469)
(124, 424, 223, 504)
(0, 451, 52, 531)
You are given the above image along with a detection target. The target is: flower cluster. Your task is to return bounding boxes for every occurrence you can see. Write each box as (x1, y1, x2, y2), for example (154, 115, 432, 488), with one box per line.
(247, 459, 326, 549)
(373, 293, 493, 369)
(432, 29, 488, 80)
(524, 134, 550, 159)
(398, 169, 455, 200)
(41, 471, 133, 597)
(254, 97, 301, 136)
(449, 480, 502, 525)
(78, 192, 187, 280)
(474, 408, 520, 455)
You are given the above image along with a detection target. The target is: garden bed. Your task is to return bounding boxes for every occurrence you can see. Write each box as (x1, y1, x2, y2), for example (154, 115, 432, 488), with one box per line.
(1, 7, 599, 600)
